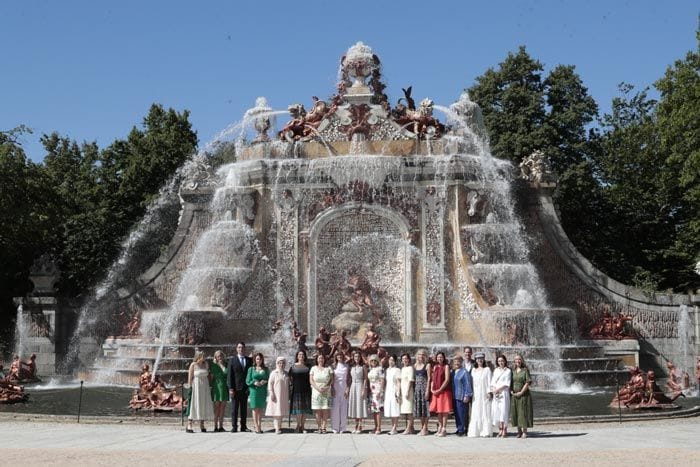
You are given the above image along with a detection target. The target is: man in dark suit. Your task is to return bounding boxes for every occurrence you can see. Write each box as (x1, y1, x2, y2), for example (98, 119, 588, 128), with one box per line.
(227, 341, 252, 432)
(461, 346, 475, 434)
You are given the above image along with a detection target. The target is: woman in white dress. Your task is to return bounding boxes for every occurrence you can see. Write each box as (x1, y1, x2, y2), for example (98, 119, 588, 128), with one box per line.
(399, 353, 415, 434)
(186, 350, 215, 433)
(383, 355, 401, 434)
(467, 352, 493, 437)
(265, 356, 290, 434)
(490, 354, 512, 437)
(348, 350, 368, 433)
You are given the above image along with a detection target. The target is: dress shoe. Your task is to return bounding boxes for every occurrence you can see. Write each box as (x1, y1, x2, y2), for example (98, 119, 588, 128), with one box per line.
(240, 427, 251, 432)
(186, 428, 194, 433)
(230, 428, 238, 433)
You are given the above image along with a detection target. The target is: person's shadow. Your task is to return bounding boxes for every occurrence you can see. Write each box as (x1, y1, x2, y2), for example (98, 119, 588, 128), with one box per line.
(526, 431, 587, 438)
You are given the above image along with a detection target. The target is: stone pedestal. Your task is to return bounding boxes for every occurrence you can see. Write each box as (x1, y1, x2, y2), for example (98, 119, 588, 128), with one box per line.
(13, 297, 57, 376)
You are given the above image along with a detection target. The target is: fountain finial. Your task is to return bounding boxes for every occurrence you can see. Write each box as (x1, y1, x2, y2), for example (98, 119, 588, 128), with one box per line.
(342, 42, 378, 89)
(246, 97, 273, 143)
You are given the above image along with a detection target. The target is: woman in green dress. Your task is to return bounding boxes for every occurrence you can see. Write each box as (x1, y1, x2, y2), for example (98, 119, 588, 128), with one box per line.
(510, 354, 533, 438)
(246, 352, 269, 433)
(210, 350, 229, 432)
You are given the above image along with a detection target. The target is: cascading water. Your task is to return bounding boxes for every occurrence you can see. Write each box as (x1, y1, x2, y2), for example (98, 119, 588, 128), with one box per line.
(73, 43, 593, 391)
(435, 94, 570, 389)
(13, 304, 26, 357)
(63, 97, 288, 379)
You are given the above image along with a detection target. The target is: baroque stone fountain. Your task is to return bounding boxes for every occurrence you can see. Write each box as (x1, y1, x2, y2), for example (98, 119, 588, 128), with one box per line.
(68, 42, 696, 390)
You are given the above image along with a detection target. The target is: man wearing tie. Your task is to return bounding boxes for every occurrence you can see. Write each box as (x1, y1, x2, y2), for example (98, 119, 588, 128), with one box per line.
(227, 342, 252, 432)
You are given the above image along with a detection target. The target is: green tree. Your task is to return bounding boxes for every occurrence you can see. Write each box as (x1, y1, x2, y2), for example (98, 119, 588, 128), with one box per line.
(0, 127, 53, 352)
(468, 46, 548, 164)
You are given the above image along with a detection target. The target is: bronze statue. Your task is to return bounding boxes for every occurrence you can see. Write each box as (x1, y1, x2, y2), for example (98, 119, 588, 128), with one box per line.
(314, 326, 331, 359)
(359, 323, 383, 360)
(329, 329, 352, 362)
(130, 363, 184, 411)
(0, 379, 28, 404)
(586, 310, 635, 340)
(292, 320, 308, 352)
(610, 366, 646, 407)
(664, 361, 685, 396)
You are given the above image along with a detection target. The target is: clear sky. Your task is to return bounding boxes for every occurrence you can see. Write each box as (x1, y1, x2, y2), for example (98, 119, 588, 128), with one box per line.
(2, 1, 698, 162)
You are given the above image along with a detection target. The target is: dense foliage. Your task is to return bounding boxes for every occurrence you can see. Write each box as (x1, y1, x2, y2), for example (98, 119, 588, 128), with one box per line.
(0, 106, 197, 351)
(468, 40, 699, 292)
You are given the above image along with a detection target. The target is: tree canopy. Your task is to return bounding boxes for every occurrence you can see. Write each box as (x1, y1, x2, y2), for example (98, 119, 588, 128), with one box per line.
(468, 41, 699, 292)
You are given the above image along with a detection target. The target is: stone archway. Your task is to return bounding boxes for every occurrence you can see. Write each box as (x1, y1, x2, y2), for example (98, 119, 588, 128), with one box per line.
(307, 203, 413, 342)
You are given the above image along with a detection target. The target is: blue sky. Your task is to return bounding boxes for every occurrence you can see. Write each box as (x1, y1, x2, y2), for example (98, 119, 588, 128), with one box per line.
(2, 1, 698, 162)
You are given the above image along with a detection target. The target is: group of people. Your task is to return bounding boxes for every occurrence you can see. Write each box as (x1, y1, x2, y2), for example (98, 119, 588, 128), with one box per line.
(185, 343, 534, 438)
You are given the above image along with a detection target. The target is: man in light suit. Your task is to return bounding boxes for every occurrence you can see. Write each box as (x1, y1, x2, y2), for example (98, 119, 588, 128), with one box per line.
(227, 341, 252, 432)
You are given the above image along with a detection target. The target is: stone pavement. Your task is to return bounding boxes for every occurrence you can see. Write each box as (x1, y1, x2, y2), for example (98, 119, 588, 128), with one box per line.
(1, 417, 698, 466)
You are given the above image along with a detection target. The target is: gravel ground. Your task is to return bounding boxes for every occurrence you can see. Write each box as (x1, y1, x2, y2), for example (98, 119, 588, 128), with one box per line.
(1, 417, 697, 466)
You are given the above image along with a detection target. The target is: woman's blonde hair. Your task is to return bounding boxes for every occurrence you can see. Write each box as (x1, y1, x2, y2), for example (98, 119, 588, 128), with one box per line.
(213, 350, 224, 360)
(193, 350, 205, 363)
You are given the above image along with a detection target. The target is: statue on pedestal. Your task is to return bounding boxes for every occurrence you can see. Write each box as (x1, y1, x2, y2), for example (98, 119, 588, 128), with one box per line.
(130, 363, 184, 411)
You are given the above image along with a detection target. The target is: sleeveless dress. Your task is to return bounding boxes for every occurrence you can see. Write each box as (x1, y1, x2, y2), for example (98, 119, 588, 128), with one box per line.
(368, 366, 385, 413)
(289, 364, 312, 415)
(383, 366, 401, 418)
(429, 363, 453, 414)
(348, 365, 368, 418)
(400, 365, 415, 414)
(209, 362, 228, 402)
(188, 365, 214, 421)
(246, 366, 269, 409)
(413, 365, 429, 418)
(310, 365, 333, 410)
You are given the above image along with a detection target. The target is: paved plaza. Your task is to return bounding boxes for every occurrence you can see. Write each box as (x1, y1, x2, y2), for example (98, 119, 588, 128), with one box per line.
(1, 415, 698, 466)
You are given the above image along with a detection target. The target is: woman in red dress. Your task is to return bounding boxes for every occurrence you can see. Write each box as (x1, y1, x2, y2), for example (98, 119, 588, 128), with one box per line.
(429, 351, 452, 437)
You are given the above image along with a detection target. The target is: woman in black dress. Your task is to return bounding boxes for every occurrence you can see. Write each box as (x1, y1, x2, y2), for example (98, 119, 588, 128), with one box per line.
(289, 349, 313, 433)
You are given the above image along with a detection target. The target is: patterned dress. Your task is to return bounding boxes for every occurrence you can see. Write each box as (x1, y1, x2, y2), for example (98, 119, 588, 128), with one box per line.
(289, 364, 312, 415)
(368, 366, 385, 413)
(413, 365, 429, 418)
(348, 365, 368, 418)
(310, 365, 333, 410)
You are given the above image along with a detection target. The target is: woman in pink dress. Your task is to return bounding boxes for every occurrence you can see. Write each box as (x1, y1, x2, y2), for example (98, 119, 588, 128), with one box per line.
(265, 357, 290, 434)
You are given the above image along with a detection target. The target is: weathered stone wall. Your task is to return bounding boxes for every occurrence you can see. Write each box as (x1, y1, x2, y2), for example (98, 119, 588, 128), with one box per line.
(524, 184, 698, 375)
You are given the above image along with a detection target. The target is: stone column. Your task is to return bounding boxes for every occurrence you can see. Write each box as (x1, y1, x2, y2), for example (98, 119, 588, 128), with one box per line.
(13, 255, 60, 376)
(274, 189, 300, 326)
(419, 187, 448, 343)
